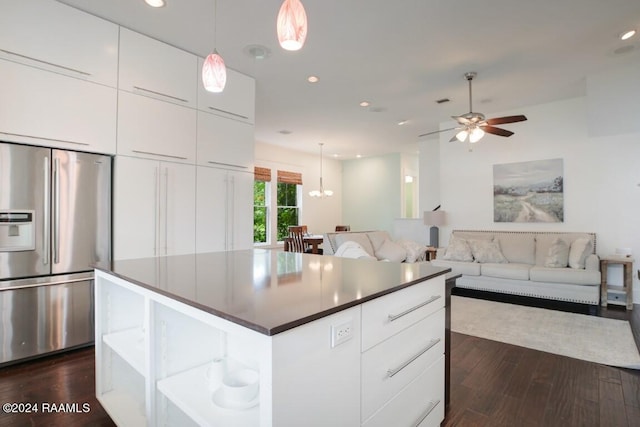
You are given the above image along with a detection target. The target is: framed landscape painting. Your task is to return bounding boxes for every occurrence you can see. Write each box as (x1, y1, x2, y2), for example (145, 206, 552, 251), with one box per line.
(493, 158, 564, 223)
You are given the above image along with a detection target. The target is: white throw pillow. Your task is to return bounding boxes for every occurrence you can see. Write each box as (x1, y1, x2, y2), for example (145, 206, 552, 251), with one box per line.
(568, 238, 592, 269)
(468, 239, 508, 264)
(334, 241, 377, 260)
(375, 239, 407, 263)
(334, 233, 375, 257)
(544, 238, 569, 268)
(396, 239, 428, 263)
(442, 237, 474, 262)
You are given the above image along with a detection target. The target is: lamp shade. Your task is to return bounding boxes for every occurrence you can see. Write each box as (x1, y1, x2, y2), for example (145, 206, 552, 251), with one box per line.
(424, 210, 446, 226)
(202, 50, 227, 93)
(277, 0, 308, 51)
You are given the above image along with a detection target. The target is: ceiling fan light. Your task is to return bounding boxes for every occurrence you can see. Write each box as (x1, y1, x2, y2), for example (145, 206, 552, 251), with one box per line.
(309, 190, 321, 198)
(324, 190, 334, 197)
(277, 0, 308, 51)
(202, 51, 227, 93)
(456, 130, 468, 142)
(469, 127, 485, 143)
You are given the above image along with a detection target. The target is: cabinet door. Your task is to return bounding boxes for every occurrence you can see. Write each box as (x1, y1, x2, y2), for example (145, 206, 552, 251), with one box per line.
(228, 171, 254, 251)
(0, 59, 117, 154)
(117, 91, 196, 163)
(162, 162, 196, 256)
(113, 156, 160, 260)
(195, 167, 228, 253)
(0, 0, 118, 87)
(197, 62, 255, 124)
(119, 28, 197, 107)
(196, 111, 254, 169)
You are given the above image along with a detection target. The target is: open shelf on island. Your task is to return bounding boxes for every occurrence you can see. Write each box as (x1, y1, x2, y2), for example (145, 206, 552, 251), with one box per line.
(102, 327, 146, 375)
(157, 363, 260, 427)
(99, 389, 146, 427)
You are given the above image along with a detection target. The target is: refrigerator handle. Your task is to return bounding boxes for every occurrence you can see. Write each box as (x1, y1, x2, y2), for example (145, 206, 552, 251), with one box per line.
(154, 165, 159, 257)
(164, 167, 169, 256)
(43, 156, 50, 265)
(53, 157, 60, 264)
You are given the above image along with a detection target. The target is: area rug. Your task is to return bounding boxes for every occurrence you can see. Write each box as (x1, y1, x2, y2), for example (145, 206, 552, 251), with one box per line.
(451, 295, 640, 369)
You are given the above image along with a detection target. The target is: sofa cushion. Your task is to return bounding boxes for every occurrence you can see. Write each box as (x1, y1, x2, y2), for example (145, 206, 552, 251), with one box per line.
(367, 231, 392, 253)
(396, 239, 427, 263)
(334, 233, 375, 257)
(442, 237, 473, 262)
(495, 233, 535, 264)
(431, 259, 481, 276)
(530, 266, 600, 285)
(481, 263, 531, 280)
(544, 238, 570, 268)
(535, 233, 593, 266)
(569, 238, 592, 269)
(375, 239, 407, 262)
(468, 239, 508, 264)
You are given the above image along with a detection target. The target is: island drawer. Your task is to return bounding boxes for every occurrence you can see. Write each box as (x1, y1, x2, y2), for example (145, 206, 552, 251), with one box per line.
(361, 275, 444, 351)
(361, 308, 444, 420)
(362, 355, 444, 427)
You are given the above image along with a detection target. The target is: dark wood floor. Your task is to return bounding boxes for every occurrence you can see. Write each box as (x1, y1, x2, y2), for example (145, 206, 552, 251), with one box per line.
(0, 302, 638, 427)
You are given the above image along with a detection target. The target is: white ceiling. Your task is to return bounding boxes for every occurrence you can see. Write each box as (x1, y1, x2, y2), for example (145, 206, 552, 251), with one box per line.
(57, 0, 640, 159)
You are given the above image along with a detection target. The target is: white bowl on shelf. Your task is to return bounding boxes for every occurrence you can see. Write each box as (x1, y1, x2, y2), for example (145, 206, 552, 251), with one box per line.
(218, 368, 259, 405)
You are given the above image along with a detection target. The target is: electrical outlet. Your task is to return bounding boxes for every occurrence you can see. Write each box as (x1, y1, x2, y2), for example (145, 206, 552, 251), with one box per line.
(331, 320, 353, 348)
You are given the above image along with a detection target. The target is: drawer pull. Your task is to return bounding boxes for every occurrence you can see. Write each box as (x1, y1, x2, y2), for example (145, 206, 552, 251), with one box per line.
(0, 132, 89, 146)
(133, 86, 189, 103)
(386, 338, 441, 378)
(413, 399, 440, 427)
(132, 150, 188, 160)
(207, 161, 248, 169)
(387, 295, 441, 322)
(0, 49, 91, 76)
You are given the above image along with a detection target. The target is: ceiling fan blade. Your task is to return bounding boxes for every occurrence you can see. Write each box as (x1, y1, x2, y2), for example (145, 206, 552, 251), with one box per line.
(452, 115, 471, 125)
(418, 127, 457, 138)
(481, 125, 514, 137)
(485, 115, 527, 125)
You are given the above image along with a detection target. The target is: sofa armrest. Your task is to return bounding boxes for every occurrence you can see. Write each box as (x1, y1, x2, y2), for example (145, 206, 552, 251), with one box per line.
(585, 254, 600, 271)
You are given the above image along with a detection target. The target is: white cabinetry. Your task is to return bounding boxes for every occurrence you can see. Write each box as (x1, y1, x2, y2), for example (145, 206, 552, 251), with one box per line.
(119, 28, 197, 107)
(0, 0, 119, 87)
(117, 91, 197, 163)
(114, 156, 195, 260)
(197, 111, 254, 169)
(197, 61, 255, 124)
(196, 167, 253, 253)
(0, 59, 117, 153)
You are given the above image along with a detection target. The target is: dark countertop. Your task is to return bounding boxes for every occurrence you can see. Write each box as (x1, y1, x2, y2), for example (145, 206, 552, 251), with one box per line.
(95, 249, 450, 336)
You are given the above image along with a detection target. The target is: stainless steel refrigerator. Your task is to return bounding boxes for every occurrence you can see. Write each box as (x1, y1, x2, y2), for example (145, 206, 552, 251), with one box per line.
(0, 142, 111, 365)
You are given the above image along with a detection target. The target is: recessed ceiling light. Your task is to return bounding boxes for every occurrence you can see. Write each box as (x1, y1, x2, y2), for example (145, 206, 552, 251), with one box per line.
(359, 101, 370, 107)
(307, 76, 319, 83)
(620, 29, 636, 40)
(144, 0, 166, 7)
(397, 120, 408, 126)
(332, 153, 340, 158)
(356, 154, 362, 158)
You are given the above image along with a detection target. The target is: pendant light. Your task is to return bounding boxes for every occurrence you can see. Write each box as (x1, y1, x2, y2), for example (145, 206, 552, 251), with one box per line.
(309, 143, 333, 198)
(202, 0, 226, 93)
(277, 0, 308, 51)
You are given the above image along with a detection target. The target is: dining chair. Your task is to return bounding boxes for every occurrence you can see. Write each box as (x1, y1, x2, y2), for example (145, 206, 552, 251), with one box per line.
(286, 226, 308, 253)
(335, 225, 351, 232)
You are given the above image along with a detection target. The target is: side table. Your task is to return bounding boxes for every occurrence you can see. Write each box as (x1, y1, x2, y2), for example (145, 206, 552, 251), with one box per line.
(426, 247, 438, 261)
(600, 256, 634, 310)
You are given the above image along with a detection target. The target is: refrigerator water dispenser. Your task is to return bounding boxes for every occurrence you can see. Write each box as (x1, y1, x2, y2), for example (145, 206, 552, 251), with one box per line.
(0, 210, 35, 252)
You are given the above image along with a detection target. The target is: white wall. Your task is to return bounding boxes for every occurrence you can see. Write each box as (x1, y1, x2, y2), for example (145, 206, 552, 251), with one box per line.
(254, 142, 342, 245)
(422, 60, 640, 303)
(342, 153, 401, 234)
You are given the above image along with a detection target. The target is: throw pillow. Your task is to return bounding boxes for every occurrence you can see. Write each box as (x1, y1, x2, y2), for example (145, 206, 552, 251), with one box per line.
(334, 241, 377, 260)
(442, 237, 474, 262)
(568, 238, 592, 269)
(544, 238, 569, 268)
(396, 239, 428, 263)
(468, 239, 508, 264)
(375, 239, 407, 263)
(334, 233, 375, 257)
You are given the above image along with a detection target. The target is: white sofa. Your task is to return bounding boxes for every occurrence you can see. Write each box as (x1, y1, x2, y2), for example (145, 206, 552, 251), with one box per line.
(430, 230, 601, 305)
(323, 230, 429, 263)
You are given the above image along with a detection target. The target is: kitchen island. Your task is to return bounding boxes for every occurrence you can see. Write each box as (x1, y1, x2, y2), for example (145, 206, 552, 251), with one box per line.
(94, 250, 450, 427)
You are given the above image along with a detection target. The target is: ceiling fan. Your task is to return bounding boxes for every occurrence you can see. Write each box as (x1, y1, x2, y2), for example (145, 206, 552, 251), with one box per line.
(420, 72, 527, 144)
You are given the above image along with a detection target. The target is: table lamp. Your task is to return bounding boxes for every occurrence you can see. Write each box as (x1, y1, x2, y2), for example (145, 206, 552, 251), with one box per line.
(424, 210, 446, 248)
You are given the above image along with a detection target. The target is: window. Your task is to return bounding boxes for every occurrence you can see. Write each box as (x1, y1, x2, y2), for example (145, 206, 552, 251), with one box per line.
(276, 170, 303, 241)
(253, 167, 271, 244)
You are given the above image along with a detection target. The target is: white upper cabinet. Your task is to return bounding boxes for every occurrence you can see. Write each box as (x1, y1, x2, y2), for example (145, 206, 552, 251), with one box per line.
(0, 60, 116, 154)
(117, 91, 196, 163)
(196, 112, 254, 170)
(197, 61, 255, 124)
(0, 0, 118, 87)
(119, 28, 197, 107)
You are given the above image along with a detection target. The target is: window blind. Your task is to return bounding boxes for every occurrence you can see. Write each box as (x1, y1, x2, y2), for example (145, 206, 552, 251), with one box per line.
(254, 166, 272, 182)
(277, 170, 303, 185)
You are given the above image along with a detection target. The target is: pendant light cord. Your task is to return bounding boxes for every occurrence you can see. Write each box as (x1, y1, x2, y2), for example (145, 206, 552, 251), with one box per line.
(214, 0, 218, 49)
